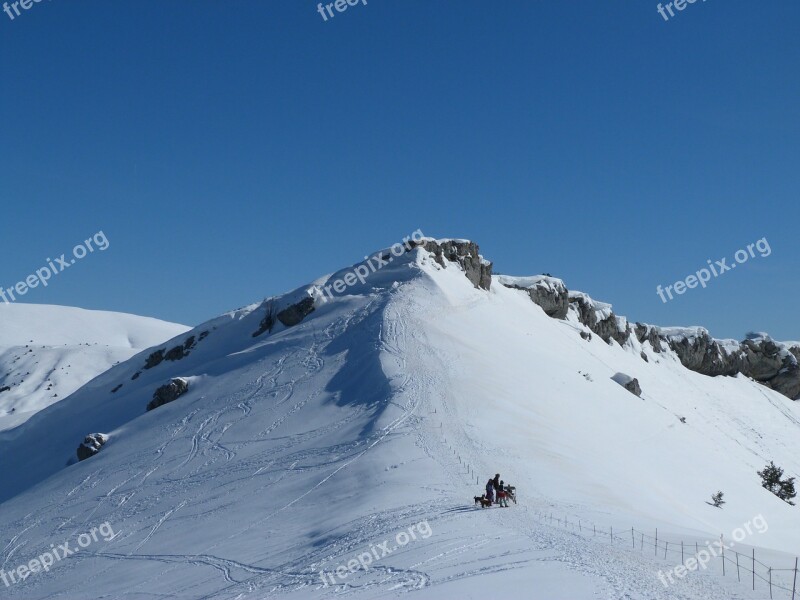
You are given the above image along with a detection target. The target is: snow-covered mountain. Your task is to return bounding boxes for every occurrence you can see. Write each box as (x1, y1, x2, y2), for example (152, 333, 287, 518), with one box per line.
(1, 239, 798, 599)
(0, 304, 190, 431)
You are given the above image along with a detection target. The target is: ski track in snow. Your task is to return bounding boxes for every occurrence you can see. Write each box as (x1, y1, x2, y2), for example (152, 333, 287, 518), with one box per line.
(1, 276, 794, 600)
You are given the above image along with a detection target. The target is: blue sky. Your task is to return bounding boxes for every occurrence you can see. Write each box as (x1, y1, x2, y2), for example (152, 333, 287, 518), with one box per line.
(1, 1, 798, 340)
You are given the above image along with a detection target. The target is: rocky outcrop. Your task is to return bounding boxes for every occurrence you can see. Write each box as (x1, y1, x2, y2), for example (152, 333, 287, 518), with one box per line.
(277, 297, 315, 327)
(77, 433, 108, 461)
(505, 272, 800, 400)
(141, 333, 205, 371)
(497, 276, 569, 318)
(634, 323, 664, 353)
(611, 373, 642, 397)
(422, 240, 493, 290)
(568, 293, 631, 346)
(146, 378, 189, 411)
(251, 294, 317, 338)
(660, 329, 742, 377)
(646, 330, 800, 399)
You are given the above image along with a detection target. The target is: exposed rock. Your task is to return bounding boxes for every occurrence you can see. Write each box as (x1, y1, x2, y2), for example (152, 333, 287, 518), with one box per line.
(422, 240, 492, 290)
(634, 323, 664, 353)
(580, 331, 592, 341)
(568, 293, 631, 346)
(611, 373, 642, 397)
(165, 345, 186, 361)
(662, 329, 742, 377)
(253, 301, 278, 337)
(740, 336, 785, 380)
(277, 297, 316, 327)
(497, 276, 569, 319)
(146, 378, 190, 412)
(144, 349, 165, 370)
(77, 433, 108, 461)
(499, 271, 799, 400)
(0, 386, 9, 393)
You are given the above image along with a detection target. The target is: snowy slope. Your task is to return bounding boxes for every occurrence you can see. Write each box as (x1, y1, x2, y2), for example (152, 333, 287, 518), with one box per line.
(0, 304, 190, 431)
(0, 243, 798, 600)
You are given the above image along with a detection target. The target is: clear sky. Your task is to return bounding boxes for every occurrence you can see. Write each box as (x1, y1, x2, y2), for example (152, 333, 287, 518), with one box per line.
(1, 1, 798, 340)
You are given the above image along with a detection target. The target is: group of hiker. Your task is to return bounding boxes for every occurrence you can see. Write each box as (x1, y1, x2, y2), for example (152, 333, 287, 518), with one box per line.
(485, 473, 512, 507)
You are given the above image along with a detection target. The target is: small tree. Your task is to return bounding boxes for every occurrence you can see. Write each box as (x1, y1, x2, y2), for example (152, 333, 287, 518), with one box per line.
(710, 491, 725, 508)
(758, 462, 797, 505)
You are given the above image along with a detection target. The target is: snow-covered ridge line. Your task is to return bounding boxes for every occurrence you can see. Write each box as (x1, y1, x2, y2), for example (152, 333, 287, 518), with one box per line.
(498, 273, 800, 400)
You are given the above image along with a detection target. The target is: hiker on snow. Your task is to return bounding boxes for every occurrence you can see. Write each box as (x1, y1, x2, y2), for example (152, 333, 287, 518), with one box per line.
(485, 478, 494, 503)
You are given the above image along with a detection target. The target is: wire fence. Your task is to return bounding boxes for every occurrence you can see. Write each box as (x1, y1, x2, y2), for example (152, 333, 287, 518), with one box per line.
(537, 511, 799, 599)
(438, 422, 798, 598)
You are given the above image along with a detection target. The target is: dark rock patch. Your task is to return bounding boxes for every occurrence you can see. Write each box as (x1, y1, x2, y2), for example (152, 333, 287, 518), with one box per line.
(77, 433, 108, 461)
(146, 378, 190, 412)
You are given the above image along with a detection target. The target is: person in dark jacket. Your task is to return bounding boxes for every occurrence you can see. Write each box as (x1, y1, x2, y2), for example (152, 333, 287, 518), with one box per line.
(492, 474, 501, 492)
(485, 479, 494, 504)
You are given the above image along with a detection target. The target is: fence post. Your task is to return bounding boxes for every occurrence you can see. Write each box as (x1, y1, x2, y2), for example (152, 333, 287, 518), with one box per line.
(579, 520, 581, 532)
(665, 541, 668, 560)
(631, 527, 635, 549)
(791, 556, 797, 600)
(753, 548, 755, 591)
(610, 525, 613, 544)
(640, 532, 644, 551)
(768, 567, 772, 599)
(721, 536, 725, 576)
(655, 529, 658, 557)
(681, 541, 684, 565)
(593, 524, 596, 536)
(736, 551, 740, 582)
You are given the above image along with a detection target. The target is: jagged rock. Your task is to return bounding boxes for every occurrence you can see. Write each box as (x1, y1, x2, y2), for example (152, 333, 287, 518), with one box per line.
(580, 331, 592, 341)
(146, 378, 189, 411)
(165, 345, 186, 361)
(0, 386, 9, 393)
(144, 349, 165, 370)
(568, 293, 631, 346)
(611, 373, 642, 397)
(634, 323, 664, 353)
(277, 297, 316, 327)
(740, 337, 785, 380)
(496, 271, 799, 400)
(497, 276, 569, 319)
(422, 240, 493, 290)
(77, 433, 108, 461)
(661, 329, 742, 377)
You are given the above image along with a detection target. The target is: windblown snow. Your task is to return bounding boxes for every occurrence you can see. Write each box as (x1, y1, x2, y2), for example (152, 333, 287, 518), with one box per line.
(0, 304, 189, 431)
(0, 243, 798, 599)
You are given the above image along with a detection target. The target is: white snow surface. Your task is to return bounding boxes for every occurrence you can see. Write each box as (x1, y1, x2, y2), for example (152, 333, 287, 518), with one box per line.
(0, 248, 798, 599)
(0, 304, 189, 431)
